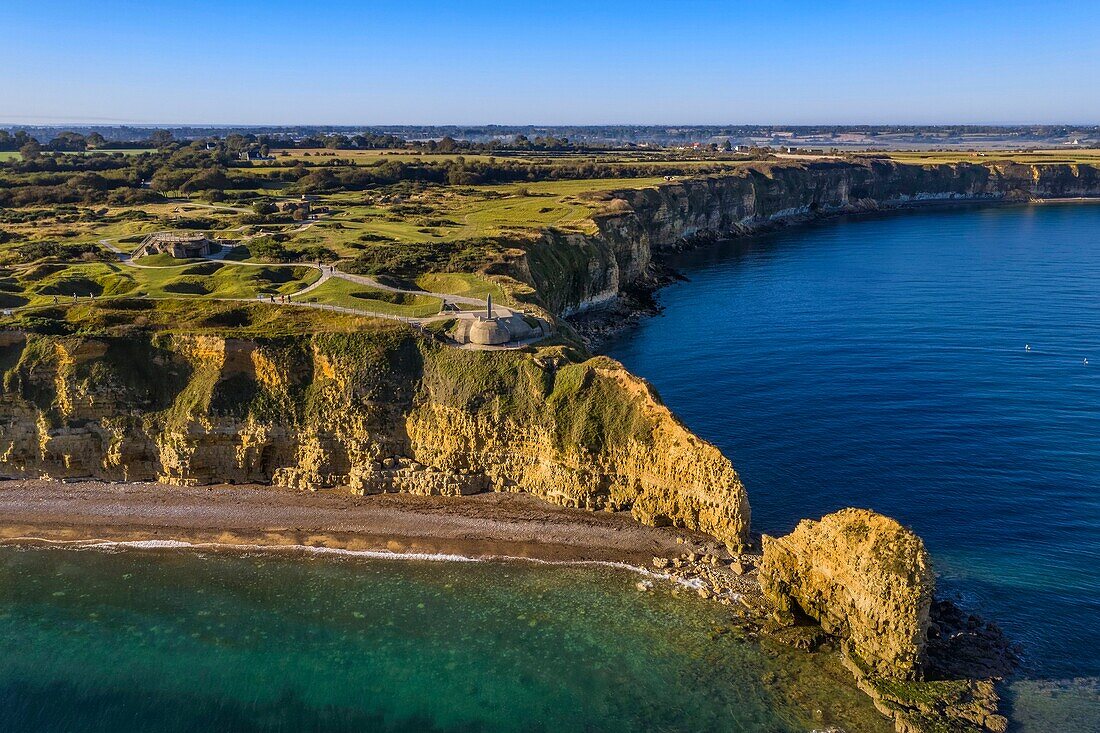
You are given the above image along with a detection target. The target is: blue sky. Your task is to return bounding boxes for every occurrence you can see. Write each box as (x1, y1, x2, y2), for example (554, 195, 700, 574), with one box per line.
(2, 0, 1097, 125)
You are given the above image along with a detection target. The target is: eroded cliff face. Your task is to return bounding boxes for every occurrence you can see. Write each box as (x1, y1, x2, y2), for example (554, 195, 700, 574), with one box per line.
(760, 508, 935, 680)
(520, 160, 1100, 313)
(0, 329, 750, 547)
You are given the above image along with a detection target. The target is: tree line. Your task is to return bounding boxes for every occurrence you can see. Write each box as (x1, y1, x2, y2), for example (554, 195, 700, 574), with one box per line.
(0, 136, 750, 208)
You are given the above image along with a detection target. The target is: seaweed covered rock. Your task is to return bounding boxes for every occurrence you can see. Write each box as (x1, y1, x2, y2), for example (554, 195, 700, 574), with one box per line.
(760, 508, 934, 679)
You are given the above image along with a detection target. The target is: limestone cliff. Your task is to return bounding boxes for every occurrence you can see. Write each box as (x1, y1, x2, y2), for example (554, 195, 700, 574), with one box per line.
(760, 508, 935, 680)
(0, 328, 750, 547)
(517, 160, 1100, 314)
(7, 159, 1099, 566)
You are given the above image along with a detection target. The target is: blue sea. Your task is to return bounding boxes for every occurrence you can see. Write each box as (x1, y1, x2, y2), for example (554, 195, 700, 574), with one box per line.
(0, 545, 892, 733)
(607, 202, 1100, 731)
(2, 203, 1098, 732)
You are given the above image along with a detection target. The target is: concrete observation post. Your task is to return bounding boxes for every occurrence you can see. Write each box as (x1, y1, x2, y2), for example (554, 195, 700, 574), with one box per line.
(450, 293, 543, 347)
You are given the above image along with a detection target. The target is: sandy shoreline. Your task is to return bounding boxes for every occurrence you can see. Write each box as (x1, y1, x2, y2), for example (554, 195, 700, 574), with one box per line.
(0, 479, 741, 569)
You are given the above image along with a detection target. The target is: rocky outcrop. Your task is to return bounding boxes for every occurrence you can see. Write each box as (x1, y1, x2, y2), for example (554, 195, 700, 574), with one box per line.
(842, 649, 1008, 733)
(517, 160, 1100, 314)
(756, 510, 1018, 732)
(0, 329, 750, 547)
(760, 508, 935, 679)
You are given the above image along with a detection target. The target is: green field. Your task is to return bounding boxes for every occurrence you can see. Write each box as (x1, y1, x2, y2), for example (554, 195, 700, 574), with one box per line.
(0, 175, 664, 265)
(862, 149, 1100, 166)
(3, 260, 320, 307)
(0, 201, 243, 251)
(0, 148, 149, 162)
(0, 298, 398, 338)
(415, 272, 505, 302)
(290, 176, 667, 259)
(0, 140, 778, 330)
(132, 253, 201, 266)
(293, 277, 442, 317)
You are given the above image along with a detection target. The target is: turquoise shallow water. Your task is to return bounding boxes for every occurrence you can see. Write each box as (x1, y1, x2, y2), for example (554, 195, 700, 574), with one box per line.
(606, 203, 1100, 731)
(0, 545, 891, 733)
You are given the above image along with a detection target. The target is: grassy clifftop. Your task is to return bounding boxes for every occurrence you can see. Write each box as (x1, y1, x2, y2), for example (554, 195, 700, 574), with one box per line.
(5, 158, 1100, 552)
(0, 307, 750, 546)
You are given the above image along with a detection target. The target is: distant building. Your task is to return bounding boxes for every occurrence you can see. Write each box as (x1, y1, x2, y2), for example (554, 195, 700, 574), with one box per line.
(281, 199, 312, 217)
(239, 149, 275, 162)
(138, 232, 219, 259)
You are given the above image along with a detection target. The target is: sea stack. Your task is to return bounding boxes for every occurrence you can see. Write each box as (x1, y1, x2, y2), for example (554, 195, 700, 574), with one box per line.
(759, 508, 935, 679)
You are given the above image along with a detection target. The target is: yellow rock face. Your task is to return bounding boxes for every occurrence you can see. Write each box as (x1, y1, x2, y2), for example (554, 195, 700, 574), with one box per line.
(0, 331, 750, 547)
(760, 508, 935, 680)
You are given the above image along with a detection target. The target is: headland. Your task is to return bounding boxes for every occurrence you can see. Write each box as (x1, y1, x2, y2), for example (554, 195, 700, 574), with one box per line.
(4, 145, 1099, 732)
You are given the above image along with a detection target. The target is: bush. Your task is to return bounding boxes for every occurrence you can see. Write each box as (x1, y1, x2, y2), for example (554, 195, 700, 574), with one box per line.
(357, 232, 395, 243)
(242, 237, 336, 264)
(172, 217, 216, 230)
(245, 236, 290, 262)
(252, 200, 277, 216)
(201, 308, 252, 328)
(16, 241, 105, 263)
(346, 242, 449, 278)
(15, 315, 73, 335)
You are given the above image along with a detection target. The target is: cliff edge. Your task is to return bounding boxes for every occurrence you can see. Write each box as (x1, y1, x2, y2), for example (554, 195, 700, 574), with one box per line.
(516, 160, 1100, 316)
(0, 323, 750, 547)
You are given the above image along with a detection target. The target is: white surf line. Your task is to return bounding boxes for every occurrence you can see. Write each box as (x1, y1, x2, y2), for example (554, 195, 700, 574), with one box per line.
(0, 535, 727, 593)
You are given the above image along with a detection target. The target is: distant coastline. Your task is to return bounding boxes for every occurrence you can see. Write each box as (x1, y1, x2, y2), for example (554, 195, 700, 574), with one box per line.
(560, 165, 1100, 346)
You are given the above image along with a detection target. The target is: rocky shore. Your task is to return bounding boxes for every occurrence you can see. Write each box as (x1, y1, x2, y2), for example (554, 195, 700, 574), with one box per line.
(0, 480, 1020, 733)
(643, 508, 1022, 733)
(4, 160, 1076, 732)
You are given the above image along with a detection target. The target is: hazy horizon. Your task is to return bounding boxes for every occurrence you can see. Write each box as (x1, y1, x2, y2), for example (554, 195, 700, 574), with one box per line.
(5, 0, 1098, 126)
(3, 121, 1098, 128)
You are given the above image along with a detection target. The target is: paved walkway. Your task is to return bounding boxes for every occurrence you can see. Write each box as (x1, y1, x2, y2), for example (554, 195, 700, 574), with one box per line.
(89, 236, 544, 347)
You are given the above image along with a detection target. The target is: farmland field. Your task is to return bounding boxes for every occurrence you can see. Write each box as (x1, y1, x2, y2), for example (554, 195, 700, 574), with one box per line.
(0, 148, 149, 162)
(861, 148, 1100, 166)
(10, 135, 1096, 336)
